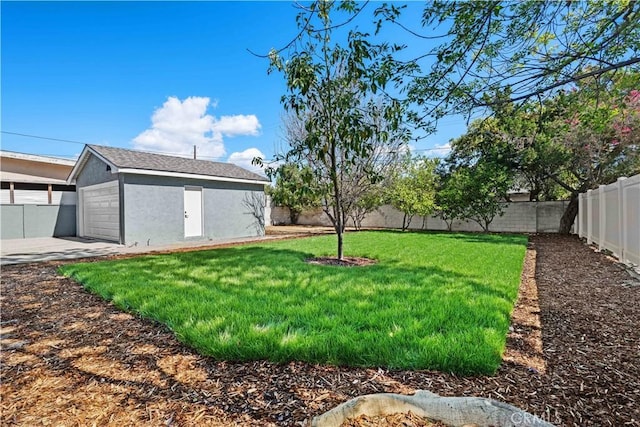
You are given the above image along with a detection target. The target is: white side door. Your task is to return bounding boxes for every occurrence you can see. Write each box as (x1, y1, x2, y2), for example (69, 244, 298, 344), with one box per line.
(184, 187, 203, 237)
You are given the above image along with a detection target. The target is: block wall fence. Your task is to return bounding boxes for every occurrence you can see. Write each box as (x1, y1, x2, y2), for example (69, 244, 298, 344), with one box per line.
(269, 200, 573, 234)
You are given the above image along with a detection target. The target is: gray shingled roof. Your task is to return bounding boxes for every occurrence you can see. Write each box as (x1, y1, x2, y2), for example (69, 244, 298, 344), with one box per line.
(88, 145, 269, 182)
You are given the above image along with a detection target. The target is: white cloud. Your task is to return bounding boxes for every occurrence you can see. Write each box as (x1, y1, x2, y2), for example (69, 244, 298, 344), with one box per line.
(132, 96, 261, 159)
(228, 148, 266, 175)
(213, 115, 261, 136)
(428, 143, 452, 158)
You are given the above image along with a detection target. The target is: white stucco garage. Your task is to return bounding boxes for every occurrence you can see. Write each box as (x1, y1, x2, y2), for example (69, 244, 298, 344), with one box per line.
(68, 144, 269, 247)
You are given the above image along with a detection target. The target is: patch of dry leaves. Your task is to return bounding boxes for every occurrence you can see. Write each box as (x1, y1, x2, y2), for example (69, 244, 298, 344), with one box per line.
(1, 235, 639, 426)
(341, 411, 449, 427)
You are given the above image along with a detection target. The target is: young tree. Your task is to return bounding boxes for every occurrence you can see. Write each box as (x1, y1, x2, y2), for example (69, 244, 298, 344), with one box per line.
(440, 120, 515, 232)
(436, 161, 512, 233)
(464, 163, 511, 232)
(341, 113, 408, 231)
(261, 1, 410, 259)
(267, 163, 321, 224)
(349, 186, 384, 231)
(279, 107, 405, 230)
(434, 167, 465, 231)
(386, 156, 439, 231)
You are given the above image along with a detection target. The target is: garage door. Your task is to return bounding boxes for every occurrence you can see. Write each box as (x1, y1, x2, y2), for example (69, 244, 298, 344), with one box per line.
(81, 181, 120, 242)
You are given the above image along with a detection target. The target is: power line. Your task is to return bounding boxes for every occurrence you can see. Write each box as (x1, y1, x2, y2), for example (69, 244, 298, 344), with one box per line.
(1, 130, 447, 162)
(1, 130, 275, 163)
(1, 130, 89, 145)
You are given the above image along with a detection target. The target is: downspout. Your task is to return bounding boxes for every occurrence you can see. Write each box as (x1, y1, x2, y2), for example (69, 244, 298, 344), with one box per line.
(119, 174, 125, 245)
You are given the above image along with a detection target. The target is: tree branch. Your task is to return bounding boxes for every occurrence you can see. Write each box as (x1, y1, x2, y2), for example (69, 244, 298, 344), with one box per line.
(476, 57, 640, 107)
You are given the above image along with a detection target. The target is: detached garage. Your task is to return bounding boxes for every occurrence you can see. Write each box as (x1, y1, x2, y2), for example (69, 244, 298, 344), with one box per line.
(68, 144, 269, 246)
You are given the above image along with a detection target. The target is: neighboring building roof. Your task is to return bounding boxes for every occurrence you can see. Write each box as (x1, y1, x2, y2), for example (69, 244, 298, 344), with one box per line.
(0, 150, 77, 167)
(0, 171, 70, 185)
(1, 150, 77, 185)
(68, 144, 269, 185)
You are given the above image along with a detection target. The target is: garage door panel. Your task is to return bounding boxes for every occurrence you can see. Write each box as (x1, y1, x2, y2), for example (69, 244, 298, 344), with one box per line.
(82, 182, 120, 241)
(88, 213, 119, 220)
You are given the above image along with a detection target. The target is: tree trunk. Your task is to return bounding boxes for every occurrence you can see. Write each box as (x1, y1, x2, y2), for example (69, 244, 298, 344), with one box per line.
(402, 213, 413, 231)
(482, 216, 492, 232)
(333, 189, 344, 260)
(559, 193, 579, 234)
(529, 188, 540, 202)
(290, 210, 300, 225)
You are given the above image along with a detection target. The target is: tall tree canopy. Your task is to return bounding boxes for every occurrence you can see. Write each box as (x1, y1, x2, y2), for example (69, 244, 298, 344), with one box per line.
(546, 72, 640, 232)
(446, 71, 640, 233)
(380, 0, 640, 119)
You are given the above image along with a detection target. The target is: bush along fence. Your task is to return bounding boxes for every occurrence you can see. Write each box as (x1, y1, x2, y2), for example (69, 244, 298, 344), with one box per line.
(269, 201, 573, 234)
(577, 174, 640, 269)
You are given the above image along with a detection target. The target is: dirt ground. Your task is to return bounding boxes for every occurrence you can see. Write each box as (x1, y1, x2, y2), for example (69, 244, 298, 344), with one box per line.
(1, 234, 639, 426)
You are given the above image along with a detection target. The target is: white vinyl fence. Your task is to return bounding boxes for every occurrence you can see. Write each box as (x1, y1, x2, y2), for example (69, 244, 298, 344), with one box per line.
(577, 174, 640, 268)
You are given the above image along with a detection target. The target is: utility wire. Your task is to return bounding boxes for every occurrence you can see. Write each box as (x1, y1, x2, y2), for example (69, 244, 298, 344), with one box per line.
(1, 130, 89, 145)
(1, 130, 449, 162)
(1, 130, 275, 162)
(1, 130, 218, 159)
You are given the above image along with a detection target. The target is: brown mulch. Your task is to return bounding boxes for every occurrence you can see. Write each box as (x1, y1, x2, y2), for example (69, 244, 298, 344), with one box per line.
(1, 234, 639, 426)
(306, 257, 378, 267)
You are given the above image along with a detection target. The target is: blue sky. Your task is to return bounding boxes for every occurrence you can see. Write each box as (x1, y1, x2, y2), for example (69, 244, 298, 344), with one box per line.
(2, 1, 463, 173)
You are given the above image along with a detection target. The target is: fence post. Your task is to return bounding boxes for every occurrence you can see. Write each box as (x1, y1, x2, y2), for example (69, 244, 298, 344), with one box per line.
(586, 189, 593, 245)
(577, 194, 583, 237)
(618, 177, 627, 262)
(598, 185, 606, 251)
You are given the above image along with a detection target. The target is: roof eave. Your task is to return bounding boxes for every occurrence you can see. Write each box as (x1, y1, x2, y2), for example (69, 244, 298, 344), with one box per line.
(117, 168, 268, 185)
(68, 145, 269, 186)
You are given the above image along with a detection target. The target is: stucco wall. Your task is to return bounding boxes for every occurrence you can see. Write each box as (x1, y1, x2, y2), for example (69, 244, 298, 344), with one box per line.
(122, 174, 266, 247)
(75, 153, 117, 188)
(1, 204, 76, 239)
(271, 201, 572, 233)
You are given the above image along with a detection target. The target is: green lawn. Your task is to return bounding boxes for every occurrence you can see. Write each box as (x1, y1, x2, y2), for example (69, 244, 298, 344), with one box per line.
(60, 231, 527, 374)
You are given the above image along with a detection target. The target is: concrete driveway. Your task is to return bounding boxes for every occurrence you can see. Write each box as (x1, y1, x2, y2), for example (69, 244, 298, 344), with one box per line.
(1, 237, 124, 266)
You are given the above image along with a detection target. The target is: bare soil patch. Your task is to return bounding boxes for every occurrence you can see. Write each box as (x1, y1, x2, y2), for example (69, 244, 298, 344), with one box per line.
(1, 234, 639, 426)
(306, 256, 378, 267)
(266, 225, 339, 236)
